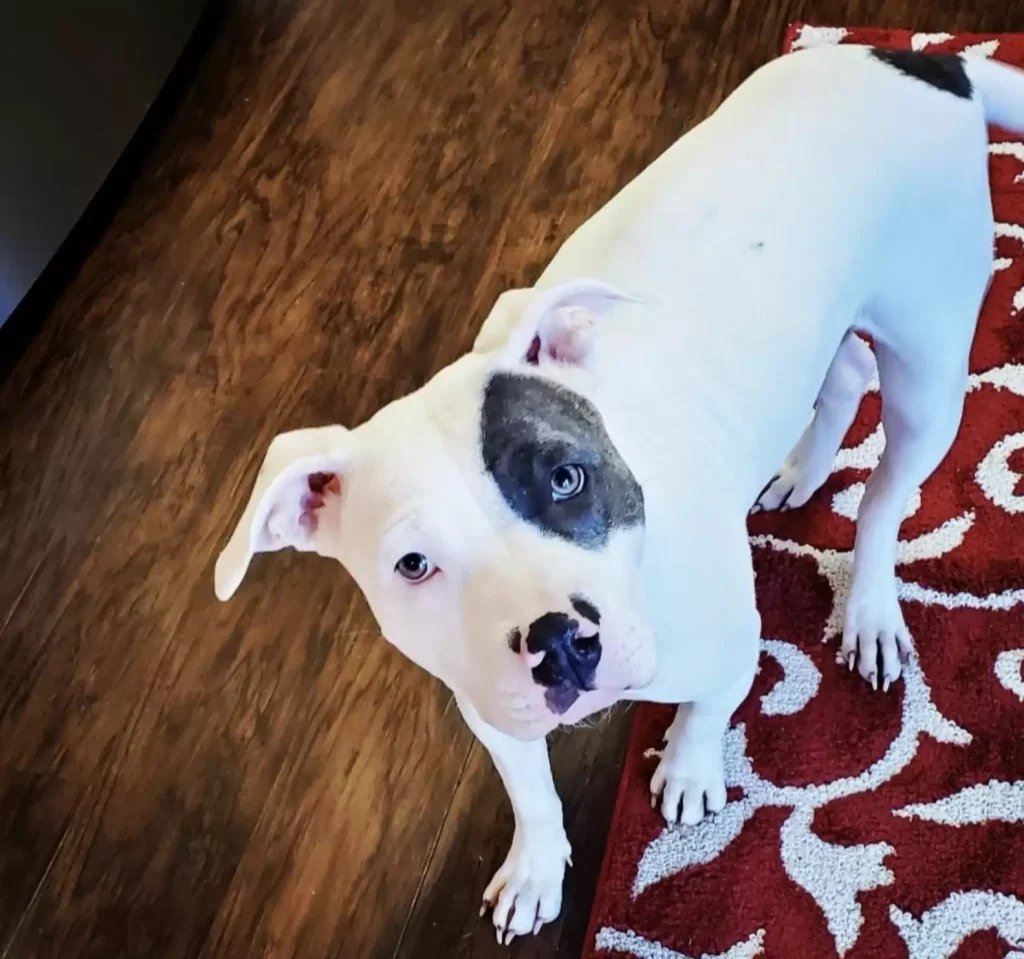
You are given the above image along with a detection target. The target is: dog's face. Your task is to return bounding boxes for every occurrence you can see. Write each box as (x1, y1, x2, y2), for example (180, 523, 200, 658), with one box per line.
(215, 281, 657, 739)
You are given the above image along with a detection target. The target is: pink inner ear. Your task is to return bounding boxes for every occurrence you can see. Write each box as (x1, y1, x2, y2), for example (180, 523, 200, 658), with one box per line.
(525, 335, 541, 365)
(308, 472, 340, 495)
(299, 472, 341, 532)
(545, 306, 593, 364)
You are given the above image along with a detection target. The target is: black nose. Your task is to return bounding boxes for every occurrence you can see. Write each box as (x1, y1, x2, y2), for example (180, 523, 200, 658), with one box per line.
(526, 612, 601, 692)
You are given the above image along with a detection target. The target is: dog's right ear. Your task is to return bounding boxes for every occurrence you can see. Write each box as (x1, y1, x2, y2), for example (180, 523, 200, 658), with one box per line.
(214, 425, 351, 601)
(474, 280, 643, 368)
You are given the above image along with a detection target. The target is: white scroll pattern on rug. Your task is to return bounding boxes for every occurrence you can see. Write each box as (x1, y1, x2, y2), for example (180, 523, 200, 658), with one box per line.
(996, 649, 1024, 702)
(889, 892, 1024, 959)
(594, 928, 766, 959)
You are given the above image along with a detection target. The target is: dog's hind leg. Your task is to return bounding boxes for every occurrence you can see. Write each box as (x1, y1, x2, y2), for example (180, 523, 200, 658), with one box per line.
(754, 330, 876, 512)
(842, 283, 985, 691)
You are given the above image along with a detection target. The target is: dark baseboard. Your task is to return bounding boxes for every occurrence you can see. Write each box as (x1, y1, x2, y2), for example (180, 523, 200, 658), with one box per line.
(0, 0, 224, 386)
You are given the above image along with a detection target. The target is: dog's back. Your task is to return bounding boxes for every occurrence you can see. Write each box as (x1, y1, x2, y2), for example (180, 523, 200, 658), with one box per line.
(540, 44, 1023, 505)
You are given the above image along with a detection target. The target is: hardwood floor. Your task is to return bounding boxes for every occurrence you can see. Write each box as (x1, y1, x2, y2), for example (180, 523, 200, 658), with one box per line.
(2, 1, 1024, 956)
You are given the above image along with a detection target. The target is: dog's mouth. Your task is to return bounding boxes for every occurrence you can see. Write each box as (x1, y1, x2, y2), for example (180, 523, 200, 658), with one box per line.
(494, 684, 627, 741)
(550, 687, 623, 727)
(544, 682, 584, 716)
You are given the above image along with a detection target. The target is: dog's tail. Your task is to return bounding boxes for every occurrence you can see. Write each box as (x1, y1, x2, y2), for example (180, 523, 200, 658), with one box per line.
(965, 56, 1024, 132)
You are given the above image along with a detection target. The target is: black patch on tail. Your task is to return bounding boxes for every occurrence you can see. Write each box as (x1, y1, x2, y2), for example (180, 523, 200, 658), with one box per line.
(870, 48, 972, 100)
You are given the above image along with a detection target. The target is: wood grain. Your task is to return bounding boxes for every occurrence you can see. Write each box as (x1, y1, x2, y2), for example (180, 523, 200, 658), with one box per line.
(3, 0, 1024, 956)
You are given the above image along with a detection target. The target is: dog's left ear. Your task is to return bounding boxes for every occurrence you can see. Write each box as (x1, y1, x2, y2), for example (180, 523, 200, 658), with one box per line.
(475, 279, 640, 369)
(214, 425, 351, 601)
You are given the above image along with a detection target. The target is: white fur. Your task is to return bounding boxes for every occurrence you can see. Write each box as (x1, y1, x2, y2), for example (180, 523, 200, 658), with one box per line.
(214, 45, 1024, 939)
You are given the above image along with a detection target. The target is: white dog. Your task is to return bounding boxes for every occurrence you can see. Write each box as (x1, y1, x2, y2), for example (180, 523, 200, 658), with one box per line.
(214, 45, 1024, 942)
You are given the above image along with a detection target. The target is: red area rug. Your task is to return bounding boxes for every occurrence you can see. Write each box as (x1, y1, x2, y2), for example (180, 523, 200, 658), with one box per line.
(582, 25, 1024, 959)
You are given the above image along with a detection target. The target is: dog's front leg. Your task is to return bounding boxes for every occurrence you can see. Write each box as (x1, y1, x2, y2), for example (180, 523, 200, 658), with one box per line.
(457, 695, 570, 944)
(650, 664, 756, 826)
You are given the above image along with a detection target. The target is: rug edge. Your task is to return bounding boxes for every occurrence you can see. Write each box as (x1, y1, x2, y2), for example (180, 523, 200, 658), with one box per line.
(578, 704, 653, 958)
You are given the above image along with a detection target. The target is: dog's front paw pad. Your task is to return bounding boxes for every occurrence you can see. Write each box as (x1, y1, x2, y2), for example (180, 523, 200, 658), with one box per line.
(650, 742, 727, 827)
(481, 833, 570, 943)
(841, 590, 915, 691)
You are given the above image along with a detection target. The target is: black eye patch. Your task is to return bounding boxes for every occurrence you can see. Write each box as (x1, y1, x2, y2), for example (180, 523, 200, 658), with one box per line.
(480, 373, 644, 548)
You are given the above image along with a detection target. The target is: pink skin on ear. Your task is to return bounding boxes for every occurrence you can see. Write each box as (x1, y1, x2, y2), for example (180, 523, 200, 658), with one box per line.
(299, 472, 341, 532)
(524, 306, 596, 366)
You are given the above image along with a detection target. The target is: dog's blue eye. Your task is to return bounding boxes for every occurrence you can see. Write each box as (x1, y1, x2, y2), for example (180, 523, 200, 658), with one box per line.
(550, 464, 586, 501)
(396, 552, 434, 583)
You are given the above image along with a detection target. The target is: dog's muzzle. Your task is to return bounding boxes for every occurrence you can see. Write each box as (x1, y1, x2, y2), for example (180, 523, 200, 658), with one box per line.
(523, 605, 601, 715)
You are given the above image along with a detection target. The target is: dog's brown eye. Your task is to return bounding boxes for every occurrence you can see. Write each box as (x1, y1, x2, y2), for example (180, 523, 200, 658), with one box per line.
(550, 464, 586, 501)
(396, 552, 435, 583)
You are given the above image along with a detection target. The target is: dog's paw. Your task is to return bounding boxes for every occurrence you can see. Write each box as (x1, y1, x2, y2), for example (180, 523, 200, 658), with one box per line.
(753, 458, 830, 513)
(840, 584, 915, 691)
(650, 733, 727, 827)
(480, 827, 571, 944)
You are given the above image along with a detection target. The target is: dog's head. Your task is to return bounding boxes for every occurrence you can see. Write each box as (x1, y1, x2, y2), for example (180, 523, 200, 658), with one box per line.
(215, 280, 656, 739)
